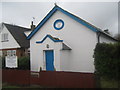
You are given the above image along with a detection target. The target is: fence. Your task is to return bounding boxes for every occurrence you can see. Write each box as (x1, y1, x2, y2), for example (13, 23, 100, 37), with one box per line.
(2, 69, 95, 88)
(2, 69, 30, 85)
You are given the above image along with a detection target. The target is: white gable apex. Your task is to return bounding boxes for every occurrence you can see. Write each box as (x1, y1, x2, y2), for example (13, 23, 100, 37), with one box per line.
(0, 24, 20, 49)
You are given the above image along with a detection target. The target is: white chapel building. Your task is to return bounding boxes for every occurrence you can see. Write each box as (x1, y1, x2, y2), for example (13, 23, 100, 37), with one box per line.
(27, 5, 117, 73)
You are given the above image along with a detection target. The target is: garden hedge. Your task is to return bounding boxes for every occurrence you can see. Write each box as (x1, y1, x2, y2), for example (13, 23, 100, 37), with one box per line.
(94, 42, 120, 80)
(18, 56, 30, 70)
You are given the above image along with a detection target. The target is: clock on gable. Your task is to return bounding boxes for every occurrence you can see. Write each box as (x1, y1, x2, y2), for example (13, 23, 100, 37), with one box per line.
(53, 19, 64, 30)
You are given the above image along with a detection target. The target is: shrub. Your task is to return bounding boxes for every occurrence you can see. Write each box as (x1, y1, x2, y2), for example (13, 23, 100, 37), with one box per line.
(18, 56, 30, 70)
(94, 42, 120, 80)
(2, 56, 5, 69)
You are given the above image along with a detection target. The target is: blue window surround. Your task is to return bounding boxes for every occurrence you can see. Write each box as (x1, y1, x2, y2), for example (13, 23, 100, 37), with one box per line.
(27, 5, 99, 40)
(36, 34, 63, 43)
(53, 19, 64, 30)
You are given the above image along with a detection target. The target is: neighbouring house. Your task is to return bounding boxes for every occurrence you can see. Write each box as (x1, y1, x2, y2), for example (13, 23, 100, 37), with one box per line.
(27, 5, 117, 78)
(0, 23, 32, 68)
(0, 23, 31, 58)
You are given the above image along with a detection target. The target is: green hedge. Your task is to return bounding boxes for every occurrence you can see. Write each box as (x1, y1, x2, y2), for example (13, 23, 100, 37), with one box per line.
(2, 56, 5, 69)
(94, 42, 120, 80)
(18, 56, 30, 70)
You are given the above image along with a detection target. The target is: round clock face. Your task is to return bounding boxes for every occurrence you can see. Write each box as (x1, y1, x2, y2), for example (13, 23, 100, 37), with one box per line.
(53, 19, 64, 30)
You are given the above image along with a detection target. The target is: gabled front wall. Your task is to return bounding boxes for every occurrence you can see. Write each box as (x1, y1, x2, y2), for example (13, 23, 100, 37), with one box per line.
(30, 11, 97, 73)
(0, 25, 20, 49)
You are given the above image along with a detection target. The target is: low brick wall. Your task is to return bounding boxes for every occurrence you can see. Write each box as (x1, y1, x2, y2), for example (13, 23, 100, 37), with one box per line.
(2, 69, 95, 88)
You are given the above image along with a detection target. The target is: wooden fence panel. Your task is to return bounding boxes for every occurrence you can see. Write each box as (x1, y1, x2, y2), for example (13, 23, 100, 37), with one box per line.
(2, 69, 95, 88)
(2, 69, 30, 85)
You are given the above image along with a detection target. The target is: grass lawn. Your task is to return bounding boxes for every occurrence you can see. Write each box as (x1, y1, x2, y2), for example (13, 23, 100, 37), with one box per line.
(2, 83, 49, 89)
(100, 78, 120, 88)
(3, 79, 120, 89)
(2, 83, 20, 88)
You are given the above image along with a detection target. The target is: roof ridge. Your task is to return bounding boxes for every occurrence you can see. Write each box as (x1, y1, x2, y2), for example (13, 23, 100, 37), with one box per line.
(56, 5, 102, 31)
(3, 22, 30, 48)
(56, 6, 117, 40)
(3, 23, 31, 30)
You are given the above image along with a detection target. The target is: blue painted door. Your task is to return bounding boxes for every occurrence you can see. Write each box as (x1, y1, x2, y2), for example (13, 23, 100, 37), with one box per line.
(45, 50, 54, 71)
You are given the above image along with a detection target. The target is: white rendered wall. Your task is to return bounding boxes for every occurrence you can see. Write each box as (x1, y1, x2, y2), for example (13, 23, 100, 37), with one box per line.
(30, 37, 62, 72)
(0, 25, 20, 49)
(30, 11, 98, 73)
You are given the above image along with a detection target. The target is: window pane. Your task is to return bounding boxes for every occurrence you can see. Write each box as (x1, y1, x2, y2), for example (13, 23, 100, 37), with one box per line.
(5, 33, 8, 41)
(12, 50, 16, 56)
(7, 50, 16, 56)
(1, 33, 8, 41)
(1, 34, 4, 41)
(7, 50, 11, 56)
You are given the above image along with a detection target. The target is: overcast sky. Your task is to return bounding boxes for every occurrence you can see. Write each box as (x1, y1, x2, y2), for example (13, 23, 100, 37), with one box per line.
(1, 1, 119, 36)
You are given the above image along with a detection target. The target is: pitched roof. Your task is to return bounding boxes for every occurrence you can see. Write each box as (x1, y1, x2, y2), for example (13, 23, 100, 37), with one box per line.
(27, 5, 117, 41)
(62, 43, 72, 50)
(4, 23, 30, 48)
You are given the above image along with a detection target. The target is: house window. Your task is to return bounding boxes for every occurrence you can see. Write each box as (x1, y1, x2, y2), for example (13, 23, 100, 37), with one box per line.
(1, 33, 8, 42)
(27, 48, 30, 56)
(7, 50, 16, 56)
